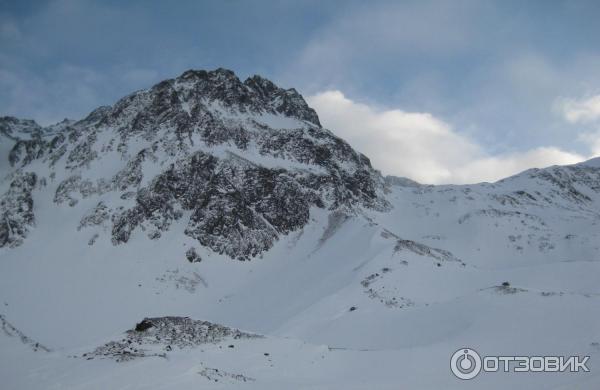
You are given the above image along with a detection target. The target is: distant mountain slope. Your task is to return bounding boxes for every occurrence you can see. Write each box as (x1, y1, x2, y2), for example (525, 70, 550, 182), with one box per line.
(382, 158, 600, 267)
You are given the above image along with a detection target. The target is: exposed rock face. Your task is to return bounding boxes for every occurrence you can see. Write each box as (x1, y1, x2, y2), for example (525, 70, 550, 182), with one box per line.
(0, 68, 388, 258)
(243, 73, 321, 126)
(0, 172, 37, 248)
(78, 202, 110, 231)
(0, 117, 43, 141)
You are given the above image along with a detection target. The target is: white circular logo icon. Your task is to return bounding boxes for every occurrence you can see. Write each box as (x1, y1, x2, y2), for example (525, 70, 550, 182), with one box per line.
(451, 348, 482, 380)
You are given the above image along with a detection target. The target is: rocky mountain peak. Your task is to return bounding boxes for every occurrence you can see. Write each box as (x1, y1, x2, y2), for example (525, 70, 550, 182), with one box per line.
(92, 68, 321, 138)
(170, 68, 321, 127)
(1, 68, 386, 259)
(241, 74, 320, 126)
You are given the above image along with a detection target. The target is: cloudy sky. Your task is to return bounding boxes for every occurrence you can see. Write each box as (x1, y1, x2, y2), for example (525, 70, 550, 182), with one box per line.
(2, 0, 600, 183)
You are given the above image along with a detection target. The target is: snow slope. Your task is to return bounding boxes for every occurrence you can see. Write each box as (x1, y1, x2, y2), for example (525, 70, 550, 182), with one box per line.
(1, 69, 599, 389)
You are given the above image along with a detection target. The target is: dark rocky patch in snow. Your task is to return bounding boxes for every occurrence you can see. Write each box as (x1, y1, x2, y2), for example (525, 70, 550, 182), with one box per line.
(493, 284, 528, 295)
(198, 366, 255, 383)
(155, 269, 207, 292)
(361, 269, 415, 309)
(85, 316, 261, 362)
(0, 314, 50, 352)
(393, 238, 464, 264)
(78, 201, 110, 230)
(458, 208, 546, 227)
(0, 172, 37, 248)
(380, 229, 465, 265)
(185, 247, 201, 263)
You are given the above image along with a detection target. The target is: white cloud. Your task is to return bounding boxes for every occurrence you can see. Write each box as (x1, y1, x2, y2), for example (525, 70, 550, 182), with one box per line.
(559, 95, 600, 124)
(309, 90, 587, 184)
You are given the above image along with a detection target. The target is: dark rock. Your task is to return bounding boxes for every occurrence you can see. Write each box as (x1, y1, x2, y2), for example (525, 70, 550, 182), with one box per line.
(135, 319, 154, 332)
(0, 172, 37, 248)
(186, 247, 201, 263)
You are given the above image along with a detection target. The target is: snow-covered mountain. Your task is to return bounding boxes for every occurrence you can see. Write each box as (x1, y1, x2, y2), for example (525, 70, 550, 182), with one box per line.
(1, 69, 599, 389)
(1, 68, 387, 258)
